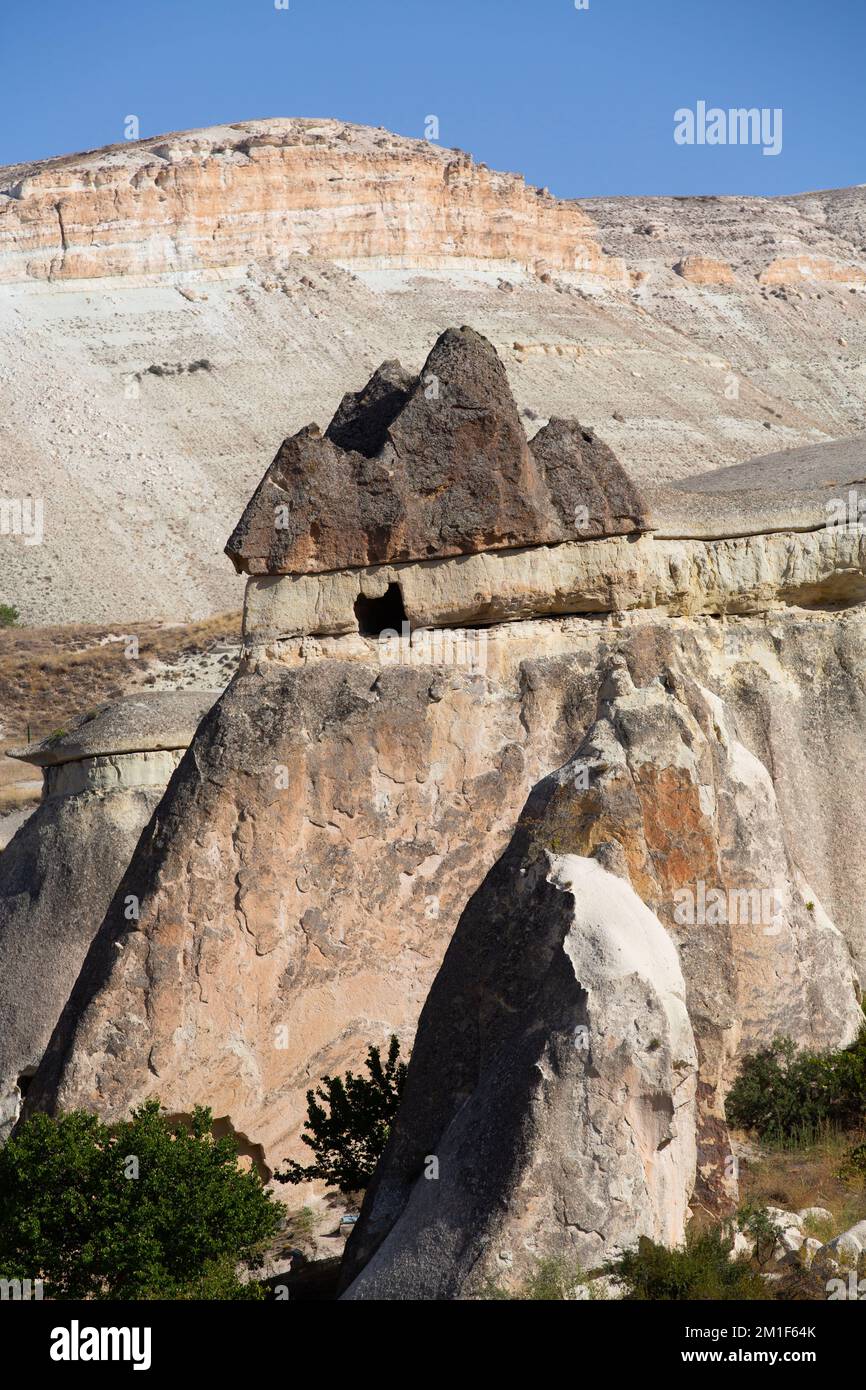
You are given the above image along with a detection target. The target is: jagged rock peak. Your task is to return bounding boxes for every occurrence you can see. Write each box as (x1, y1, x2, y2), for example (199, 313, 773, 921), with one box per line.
(225, 326, 648, 575)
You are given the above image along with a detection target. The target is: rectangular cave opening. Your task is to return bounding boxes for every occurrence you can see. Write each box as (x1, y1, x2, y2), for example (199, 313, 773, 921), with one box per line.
(354, 582, 408, 636)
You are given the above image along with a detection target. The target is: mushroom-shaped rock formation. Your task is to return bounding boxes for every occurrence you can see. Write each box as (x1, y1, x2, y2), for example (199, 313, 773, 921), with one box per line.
(0, 691, 216, 1138)
(226, 326, 648, 578)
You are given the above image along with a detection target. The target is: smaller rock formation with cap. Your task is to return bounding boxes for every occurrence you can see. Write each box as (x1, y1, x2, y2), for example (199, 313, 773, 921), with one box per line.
(227, 326, 652, 644)
(0, 691, 215, 1138)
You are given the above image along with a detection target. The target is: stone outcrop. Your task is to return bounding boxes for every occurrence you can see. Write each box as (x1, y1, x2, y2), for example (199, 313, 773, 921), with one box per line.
(230, 330, 866, 646)
(674, 255, 735, 285)
(226, 327, 648, 575)
(244, 523, 866, 642)
(339, 650, 862, 1296)
(340, 813, 699, 1299)
(23, 610, 866, 1188)
(0, 119, 624, 286)
(24, 652, 591, 1170)
(758, 255, 866, 287)
(0, 692, 215, 1138)
(4, 127, 866, 631)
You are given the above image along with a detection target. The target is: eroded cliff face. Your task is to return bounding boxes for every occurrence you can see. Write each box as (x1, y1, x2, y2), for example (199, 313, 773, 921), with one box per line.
(339, 635, 864, 1296)
(21, 334, 866, 1248)
(0, 119, 622, 285)
(18, 332, 866, 1290)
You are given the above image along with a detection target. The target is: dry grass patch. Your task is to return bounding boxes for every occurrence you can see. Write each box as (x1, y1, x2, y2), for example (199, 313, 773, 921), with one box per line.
(0, 779, 41, 811)
(0, 613, 240, 748)
(737, 1126, 866, 1239)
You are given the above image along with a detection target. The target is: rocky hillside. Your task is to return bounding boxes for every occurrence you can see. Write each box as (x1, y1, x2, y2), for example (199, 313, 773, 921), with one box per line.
(1, 119, 865, 625)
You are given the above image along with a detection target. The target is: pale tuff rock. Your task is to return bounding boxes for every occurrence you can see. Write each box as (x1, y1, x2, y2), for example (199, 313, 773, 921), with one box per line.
(226, 326, 648, 575)
(340, 649, 862, 1295)
(339, 854, 698, 1299)
(817, 1221, 866, 1268)
(674, 255, 735, 285)
(560, 657, 861, 1205)
(24, 655, 598, 1169)
(798, 1206, 833, 1226)
(0, 692, 215, 1139)
(0, 119, 624, 286)
(242, 523, 866, 643)
(17, 336, 866, 1282)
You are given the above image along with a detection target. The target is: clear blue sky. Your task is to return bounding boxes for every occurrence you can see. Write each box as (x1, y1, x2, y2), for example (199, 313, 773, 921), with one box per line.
(1, 0, 863, 196)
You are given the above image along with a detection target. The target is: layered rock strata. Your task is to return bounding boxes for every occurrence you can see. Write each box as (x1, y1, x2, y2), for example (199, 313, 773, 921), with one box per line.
(233, 330, 866, 646)
(0, 119, 624, 286)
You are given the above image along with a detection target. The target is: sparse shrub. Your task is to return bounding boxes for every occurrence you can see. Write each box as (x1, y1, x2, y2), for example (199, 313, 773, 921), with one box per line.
(0, 1101, 280, 1299)
(275, 1036, 407, 1195)
(839, 1142, 866, 1184)
(736, 1202, 784, 1266)
(605, 1228, 770, 1301)
(519, 1256, 592, 1300)
(726, 1011, 866, 1143)
(0, 604, 19, 628)
(286, 1205, 318, 1247)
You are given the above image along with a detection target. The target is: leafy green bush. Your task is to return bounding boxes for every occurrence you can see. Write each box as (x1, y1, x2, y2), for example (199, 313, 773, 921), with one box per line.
(0, 604, 19, 628)
(0, 1101, 281, 1299)
(726, 1013, 866, 1142)
(606, 1227, 770, 1301)
(276, 1036, 407, 1195)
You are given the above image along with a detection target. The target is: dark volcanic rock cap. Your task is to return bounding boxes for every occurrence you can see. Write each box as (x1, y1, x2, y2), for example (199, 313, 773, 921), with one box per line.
(225, 326, 649, 575)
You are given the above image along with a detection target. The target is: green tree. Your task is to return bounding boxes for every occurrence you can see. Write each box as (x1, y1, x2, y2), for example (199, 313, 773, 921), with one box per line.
(0, 604, 19, 628)
(276, 1036, 407, 1195)
(0, 1102, 281, 1299)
